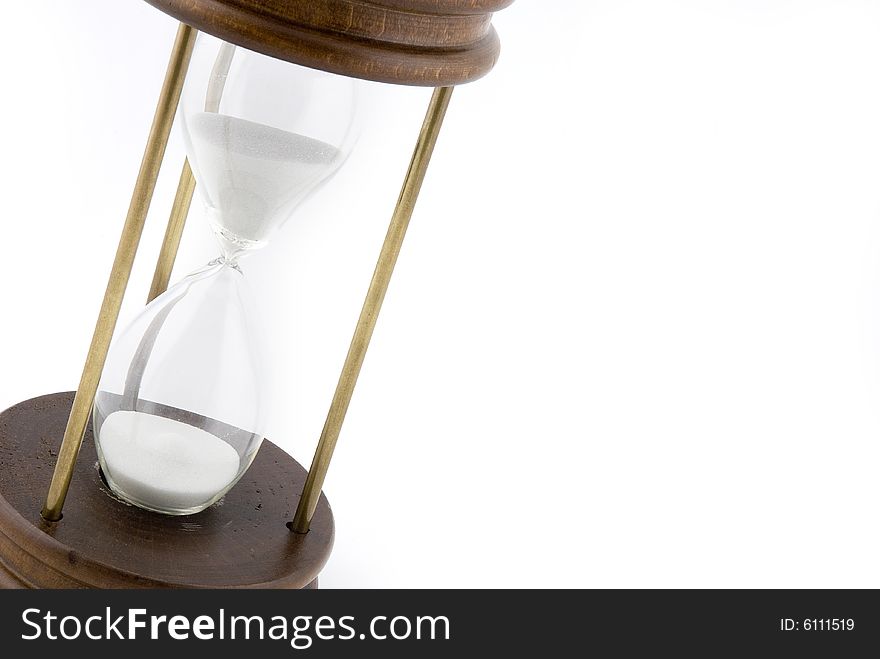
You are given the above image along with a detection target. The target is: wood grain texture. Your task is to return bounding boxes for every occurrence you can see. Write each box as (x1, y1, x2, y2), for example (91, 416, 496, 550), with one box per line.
(142, 0, 512, 85)
(0, 392, 333, 589)
(367, 0, 513, 13)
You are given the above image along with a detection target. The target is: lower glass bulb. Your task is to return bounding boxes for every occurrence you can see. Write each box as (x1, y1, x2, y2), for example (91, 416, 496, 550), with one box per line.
(94, 261, 267, 515)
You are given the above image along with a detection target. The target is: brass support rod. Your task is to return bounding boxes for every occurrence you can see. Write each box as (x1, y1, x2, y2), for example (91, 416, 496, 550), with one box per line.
(42, 24, 198, 521)
(292, 86, 454, 533)
(147, 160, 195, 303)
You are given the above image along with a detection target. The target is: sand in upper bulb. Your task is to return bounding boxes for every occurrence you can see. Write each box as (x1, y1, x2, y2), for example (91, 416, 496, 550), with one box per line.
(99, 410, 241, 513)
(188, 112, 341, 245)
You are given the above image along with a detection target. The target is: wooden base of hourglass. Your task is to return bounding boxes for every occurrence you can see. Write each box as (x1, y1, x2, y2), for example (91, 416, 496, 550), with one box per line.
(0, 392, 334, 589)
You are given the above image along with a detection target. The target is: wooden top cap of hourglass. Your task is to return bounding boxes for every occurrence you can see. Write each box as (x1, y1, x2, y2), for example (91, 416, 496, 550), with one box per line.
(143, 0, 513, 85)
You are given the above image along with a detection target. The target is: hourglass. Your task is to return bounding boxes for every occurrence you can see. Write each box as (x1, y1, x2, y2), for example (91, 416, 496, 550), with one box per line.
(94, 38, 361, 515)
(0, 0, 512, 588)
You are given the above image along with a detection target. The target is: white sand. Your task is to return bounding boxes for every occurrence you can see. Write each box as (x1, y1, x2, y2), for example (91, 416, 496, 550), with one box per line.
(99, 410, 241, 513)
(189, 112, 341, 245)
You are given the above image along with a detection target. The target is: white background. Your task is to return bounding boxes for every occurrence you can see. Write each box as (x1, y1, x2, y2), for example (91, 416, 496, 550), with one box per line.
(2, 1, 880, 588)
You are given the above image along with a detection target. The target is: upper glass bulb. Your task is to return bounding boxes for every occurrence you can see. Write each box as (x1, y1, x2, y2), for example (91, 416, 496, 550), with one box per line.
(180, 35, 360, 260)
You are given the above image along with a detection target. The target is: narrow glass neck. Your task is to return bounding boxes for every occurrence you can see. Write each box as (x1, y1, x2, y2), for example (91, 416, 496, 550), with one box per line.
(211, 220, 267, 266)
(209, 254, 244, 273)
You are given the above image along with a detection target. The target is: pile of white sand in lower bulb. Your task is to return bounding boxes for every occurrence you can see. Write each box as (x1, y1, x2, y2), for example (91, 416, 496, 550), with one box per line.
(99, 410, 240, 512)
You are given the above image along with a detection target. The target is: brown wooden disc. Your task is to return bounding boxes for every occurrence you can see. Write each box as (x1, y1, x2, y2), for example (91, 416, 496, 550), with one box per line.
(0, 392, 333, 589)
(142, 0, 513, 86)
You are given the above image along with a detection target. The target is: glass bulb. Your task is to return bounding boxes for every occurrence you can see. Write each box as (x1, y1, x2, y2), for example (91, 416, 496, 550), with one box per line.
(94, 36, 363, 515)
(181, 36, 360, 259)
(94, 261, 264, 514)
